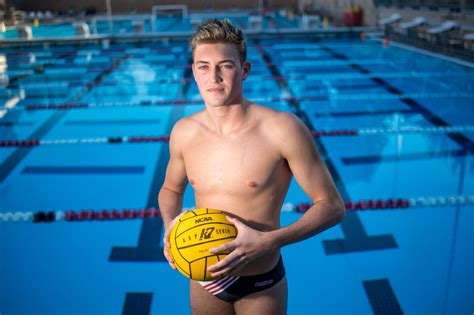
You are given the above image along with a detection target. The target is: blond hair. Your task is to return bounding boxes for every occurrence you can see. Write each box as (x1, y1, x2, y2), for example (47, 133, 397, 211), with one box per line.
(189, 19, 247, 63)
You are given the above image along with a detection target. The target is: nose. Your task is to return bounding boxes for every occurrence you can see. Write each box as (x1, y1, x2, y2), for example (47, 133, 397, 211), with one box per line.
(210, 66, 222, 83)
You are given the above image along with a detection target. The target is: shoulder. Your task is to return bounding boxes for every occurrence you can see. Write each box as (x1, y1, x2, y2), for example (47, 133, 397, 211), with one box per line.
(253, 105, 310, 140)
(170, 111, 206, 146)
(171, 110, 206, 134)
(252, 105, 315, 157)
(272, 110, 306, 132)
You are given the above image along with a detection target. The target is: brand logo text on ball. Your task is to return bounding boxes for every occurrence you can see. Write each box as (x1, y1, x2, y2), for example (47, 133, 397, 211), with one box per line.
(195, 217, 213, 224)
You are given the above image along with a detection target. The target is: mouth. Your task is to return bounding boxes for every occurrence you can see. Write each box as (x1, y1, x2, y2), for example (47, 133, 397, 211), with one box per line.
(207, 87, 224, 92)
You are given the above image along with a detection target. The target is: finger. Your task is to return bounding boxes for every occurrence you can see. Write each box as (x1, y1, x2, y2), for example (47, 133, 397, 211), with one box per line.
(209, 240, 237, 254)
(207, 250, 239, 272)
(210, 257, 242, 278)
(163, 247, 172, 261)
(177, 210, 188, 218)
(163, 247, 172, 262)
(175, 210, 188, 221)
(168, 261, 176, 270)
(163, 235, 170, 247)
(225, 215, 241, 227)
(163, 248, 176, 270)
(164, 211, 188, 247)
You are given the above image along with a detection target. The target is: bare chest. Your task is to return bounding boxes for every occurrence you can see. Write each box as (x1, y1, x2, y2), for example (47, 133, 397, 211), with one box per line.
(183, 136, 284, 194)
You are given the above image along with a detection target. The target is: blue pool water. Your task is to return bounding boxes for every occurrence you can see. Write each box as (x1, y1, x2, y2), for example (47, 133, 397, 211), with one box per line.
(0, 36, 473, 315)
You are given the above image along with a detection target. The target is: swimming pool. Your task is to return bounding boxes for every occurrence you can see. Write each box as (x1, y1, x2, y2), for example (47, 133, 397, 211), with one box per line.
(0, 12, 301, 39)
(0, 34, 473, 314)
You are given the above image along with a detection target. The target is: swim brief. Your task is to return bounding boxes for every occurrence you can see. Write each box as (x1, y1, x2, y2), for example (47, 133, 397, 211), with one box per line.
(198, 256, 286, 302)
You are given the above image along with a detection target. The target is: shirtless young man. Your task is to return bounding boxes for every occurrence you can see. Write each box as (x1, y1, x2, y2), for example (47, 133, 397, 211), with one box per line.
(158, 19, 345, 315)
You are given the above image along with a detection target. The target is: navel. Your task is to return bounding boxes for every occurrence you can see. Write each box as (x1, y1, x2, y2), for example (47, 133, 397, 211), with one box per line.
(248, 181, 258, 188)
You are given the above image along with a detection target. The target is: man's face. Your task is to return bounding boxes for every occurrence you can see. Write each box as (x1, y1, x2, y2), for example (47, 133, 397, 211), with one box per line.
(192, 42, 250, 108)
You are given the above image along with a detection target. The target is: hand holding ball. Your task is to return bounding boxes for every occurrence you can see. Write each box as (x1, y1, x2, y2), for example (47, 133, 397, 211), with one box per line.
(169, 208, 237, 281)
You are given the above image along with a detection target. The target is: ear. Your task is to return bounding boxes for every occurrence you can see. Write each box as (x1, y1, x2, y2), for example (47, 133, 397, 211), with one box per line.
(242, 61, 251, 81)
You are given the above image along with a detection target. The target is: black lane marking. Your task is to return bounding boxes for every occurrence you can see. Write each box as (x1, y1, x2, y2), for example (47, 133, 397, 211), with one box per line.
(363, 279, 404, 315)
(0, 53, 132, 183)
(342, 149, 470, 165)
(109, 53, 194, 263)
(122, 292, 153, 315)
(262, 40, 399, 254)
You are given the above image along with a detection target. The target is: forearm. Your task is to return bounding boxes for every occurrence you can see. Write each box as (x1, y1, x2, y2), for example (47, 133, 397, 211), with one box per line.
(267, 198, 345, 250)
(158, 186, 184, 230)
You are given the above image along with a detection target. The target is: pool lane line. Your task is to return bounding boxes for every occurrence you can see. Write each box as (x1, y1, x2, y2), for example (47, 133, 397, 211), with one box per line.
(67, 53, 132, 102)
(317, 42, 469, 313)
(0, 53, 132, 183)
(0, 112, 66, 183)
(442, 150, 466, 314)
(0, 121, 35, 126)
(306, 42, 403, 313)
(342, 149, 471, 165)
(63, 119, 161, 125)
(265, 38, 400, 257)
(14, 90, 472, 112)
(5, 125, 474, 148)
(5, 50, 80, 88)
(111, 55, 194, 315)
(4, 195, 473, 223)
(313, 108, 416, 118)
(109, 56, 193, 264)
(281, 59, 396, 66)
(305, 82, 378, 91)
(255, 41, 350, 200)
(320, 45, 474, 152)
(287, 70, 471, 81)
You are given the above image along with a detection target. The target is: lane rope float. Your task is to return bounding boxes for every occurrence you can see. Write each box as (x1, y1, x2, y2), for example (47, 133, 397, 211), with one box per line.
(1, 195, 473, 224)
(2, 125, 473, 147)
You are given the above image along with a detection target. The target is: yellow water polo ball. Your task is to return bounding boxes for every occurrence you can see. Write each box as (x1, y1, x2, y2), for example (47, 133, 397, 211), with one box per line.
(169, 208, 237, 281)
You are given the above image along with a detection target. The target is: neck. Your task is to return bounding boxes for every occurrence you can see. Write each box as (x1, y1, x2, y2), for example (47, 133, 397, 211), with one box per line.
(205, 98, 250, 135)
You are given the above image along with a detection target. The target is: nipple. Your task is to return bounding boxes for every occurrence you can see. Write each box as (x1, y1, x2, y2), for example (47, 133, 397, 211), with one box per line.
(248, 181, 257, 188)
(190, 178, 196, 185)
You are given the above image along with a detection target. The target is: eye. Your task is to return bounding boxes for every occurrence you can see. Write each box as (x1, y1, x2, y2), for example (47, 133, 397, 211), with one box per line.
(198, 65, 209, 70)
(222, 64, 234, 69)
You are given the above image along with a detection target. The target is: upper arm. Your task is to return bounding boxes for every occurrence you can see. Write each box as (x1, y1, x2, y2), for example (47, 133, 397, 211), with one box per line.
(277, 114, 340, 203)
(161, 120, 189, 194)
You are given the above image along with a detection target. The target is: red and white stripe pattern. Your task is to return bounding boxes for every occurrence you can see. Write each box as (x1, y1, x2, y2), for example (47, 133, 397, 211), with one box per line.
(199, 276, 240, 296)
